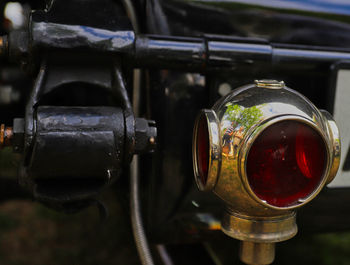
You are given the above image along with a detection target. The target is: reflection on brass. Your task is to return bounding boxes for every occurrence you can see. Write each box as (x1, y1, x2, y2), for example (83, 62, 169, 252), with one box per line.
(255, 79, 285, 89)
(193, 109, 221, 191)
(194, 80, 339, 212)
(193, 80, 341, 265)
(0, 124, 13, 149)
(0, 37, 3, 55)
(0, 124, 4, 147)
(222, 211, 297, 243)
(320, 110, 341, 184)
(240, 241, 275, 265)
(0, 36, 8, 56)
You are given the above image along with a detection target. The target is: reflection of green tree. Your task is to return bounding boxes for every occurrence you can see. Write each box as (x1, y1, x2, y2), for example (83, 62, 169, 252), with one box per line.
(225, 104, 263, 129)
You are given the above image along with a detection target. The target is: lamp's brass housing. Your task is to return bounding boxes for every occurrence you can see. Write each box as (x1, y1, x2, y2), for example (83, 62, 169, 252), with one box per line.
(193, 80, 340, 264)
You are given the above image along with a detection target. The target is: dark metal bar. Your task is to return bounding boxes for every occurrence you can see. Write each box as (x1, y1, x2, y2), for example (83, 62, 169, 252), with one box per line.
(272, 47, 350, 63)
(10, 25, 350, 71)
(134, 35, 206, 71)
(132, 34, 350, 71)
(207, 40, 272, 67)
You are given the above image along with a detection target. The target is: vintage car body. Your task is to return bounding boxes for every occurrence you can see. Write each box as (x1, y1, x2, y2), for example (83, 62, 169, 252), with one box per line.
(0, 0, 350, 264)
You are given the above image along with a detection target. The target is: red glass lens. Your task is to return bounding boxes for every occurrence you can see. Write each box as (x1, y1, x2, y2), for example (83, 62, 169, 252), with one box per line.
(246, 120, 327, 207)
(196, 115, 209, 186)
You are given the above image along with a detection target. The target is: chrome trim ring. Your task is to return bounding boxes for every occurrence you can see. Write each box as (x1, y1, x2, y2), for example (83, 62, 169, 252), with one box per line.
(193, 109, 221, 191)
(320, 110, 341, 184)
(239, 115, 331, 210)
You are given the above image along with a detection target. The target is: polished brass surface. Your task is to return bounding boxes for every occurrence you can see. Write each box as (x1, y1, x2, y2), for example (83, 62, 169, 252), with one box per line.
(0, 124, 13, 149)
(320, 110, 341, 184)
(0, 124, 4, 148)
(222, 210, 297, 243)
(255, 79, 285, 89)
(208, 81, 338, 212)
(193, 109, 221, 191)
(193, 80, 341, 265)
(0, 37, 3, 55)
(0, 124, 5, 146)
(0, 36, 7, 56)
(239, 241, 275, 265)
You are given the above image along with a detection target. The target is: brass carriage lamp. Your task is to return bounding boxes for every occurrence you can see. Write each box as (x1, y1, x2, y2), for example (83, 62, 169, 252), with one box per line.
(193, 80, 340, 265)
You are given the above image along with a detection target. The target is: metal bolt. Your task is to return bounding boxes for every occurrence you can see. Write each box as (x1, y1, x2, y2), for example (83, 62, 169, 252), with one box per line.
(0, 124, 13, 149)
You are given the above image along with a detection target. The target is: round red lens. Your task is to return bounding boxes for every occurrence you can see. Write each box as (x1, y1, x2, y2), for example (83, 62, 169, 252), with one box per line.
(246, 120, 327, 207)
(196, 115, 209, 186)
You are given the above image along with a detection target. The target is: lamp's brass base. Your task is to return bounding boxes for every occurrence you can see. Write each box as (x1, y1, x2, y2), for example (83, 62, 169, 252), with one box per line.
(221, 210, 297, 243)
(222, 211, 297, 264)
(239, 241, 275, 265)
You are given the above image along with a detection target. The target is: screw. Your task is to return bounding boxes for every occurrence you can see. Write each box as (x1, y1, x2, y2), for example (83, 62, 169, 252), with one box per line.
(149, 136, 155, 145)
(0, 124, 13, 149)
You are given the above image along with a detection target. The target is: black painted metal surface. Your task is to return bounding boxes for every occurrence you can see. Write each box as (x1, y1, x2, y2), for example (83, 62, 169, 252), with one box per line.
(30, 106, 125, 180)
(30, 0, 134, 52)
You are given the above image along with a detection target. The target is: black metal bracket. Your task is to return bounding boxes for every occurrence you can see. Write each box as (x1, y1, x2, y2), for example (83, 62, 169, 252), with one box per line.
(3, 0, 158, 212)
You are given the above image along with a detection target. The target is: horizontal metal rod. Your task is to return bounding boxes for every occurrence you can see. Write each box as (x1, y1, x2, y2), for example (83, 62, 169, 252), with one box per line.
(10, 24, 350, 72)
(132, 34, 350, 71)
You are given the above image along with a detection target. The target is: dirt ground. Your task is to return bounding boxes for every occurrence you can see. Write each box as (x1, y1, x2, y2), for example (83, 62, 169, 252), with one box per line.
(0, 187, 348, 265)
(0, 190, 140, 265)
